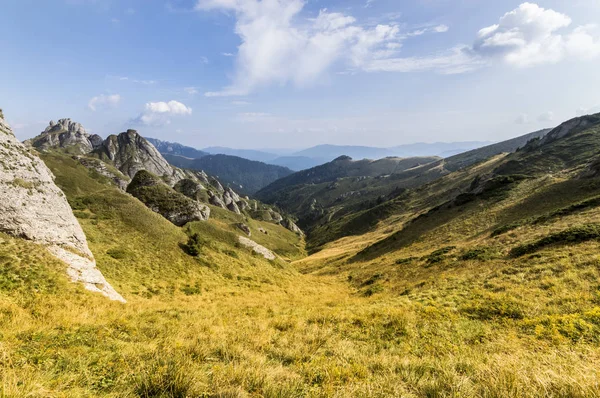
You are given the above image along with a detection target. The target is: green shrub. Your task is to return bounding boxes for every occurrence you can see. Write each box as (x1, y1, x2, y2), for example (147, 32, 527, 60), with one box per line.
(510, 224, 600, 257)
(460, 247, 497, 261)
(184, 233, 202, 257)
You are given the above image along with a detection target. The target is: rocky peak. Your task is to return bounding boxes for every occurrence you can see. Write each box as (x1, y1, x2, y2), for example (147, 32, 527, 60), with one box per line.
(95, 130, 185, 184)
(29, 118, 101, 154)
(0, 116, 124, 302)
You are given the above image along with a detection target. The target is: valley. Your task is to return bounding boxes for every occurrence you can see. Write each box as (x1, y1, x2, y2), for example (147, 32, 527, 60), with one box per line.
(2, 111, 600, 397)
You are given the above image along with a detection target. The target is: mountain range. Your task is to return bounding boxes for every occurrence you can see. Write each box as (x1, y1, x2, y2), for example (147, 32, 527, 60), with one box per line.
(148, 138, 493, 171)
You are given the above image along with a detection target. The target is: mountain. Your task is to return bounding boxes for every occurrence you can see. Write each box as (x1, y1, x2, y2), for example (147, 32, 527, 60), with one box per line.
(164, 153, 294, 195)
(256, 128, 554, 248)
(26, 120, 303, 235)
(146, 138, 209, 159)
(202, 146, 279, 163)
(289, 141, 491, 166)
(270, 155, 329, 171)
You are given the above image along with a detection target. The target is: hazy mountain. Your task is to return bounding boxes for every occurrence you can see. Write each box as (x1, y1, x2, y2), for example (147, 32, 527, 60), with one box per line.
(146, 138, 209, 159)
(269, 156, 327, 171)
(202, 146, 279, 163)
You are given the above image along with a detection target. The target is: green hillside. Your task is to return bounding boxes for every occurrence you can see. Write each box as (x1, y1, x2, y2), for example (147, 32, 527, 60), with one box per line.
(4, 114, 600, 396)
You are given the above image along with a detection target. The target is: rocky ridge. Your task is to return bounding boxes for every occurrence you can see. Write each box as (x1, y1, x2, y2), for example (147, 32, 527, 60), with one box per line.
(0, 115, 124, 302)
(27, 120, 304, 234)
(26, 118, 103, 154)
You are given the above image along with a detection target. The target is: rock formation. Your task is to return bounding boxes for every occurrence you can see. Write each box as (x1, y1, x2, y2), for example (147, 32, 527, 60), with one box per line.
(237, 223, 251, 236)
(95, 130, 186, 184)
(0, 116, 124, 302)
(281, 218, 304, 236)
(26, 119, 103, 154)
(127, 170, 210, 226)
(238, 236, 276, 260)
(75, 156, 130, 190)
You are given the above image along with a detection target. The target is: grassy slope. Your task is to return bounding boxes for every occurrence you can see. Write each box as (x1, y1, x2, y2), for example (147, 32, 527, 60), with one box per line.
(3, 144, 600, 396)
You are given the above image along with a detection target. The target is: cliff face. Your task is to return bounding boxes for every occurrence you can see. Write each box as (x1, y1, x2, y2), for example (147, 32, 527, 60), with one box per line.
(0, 116, 124, 302)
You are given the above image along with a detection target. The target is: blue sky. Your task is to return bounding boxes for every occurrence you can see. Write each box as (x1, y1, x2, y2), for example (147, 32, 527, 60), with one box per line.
(1, 0, 599, 149)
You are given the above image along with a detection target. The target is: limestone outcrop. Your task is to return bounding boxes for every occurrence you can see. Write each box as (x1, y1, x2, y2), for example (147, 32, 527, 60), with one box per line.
(26, 119, 103, 154)
(0, 116, 124, 302)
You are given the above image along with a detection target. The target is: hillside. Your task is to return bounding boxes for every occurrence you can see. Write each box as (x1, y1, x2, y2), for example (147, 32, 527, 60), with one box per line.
(164, 153, 294, 194)
(257, 128, 558, 249)
(4, 111, 600, 396)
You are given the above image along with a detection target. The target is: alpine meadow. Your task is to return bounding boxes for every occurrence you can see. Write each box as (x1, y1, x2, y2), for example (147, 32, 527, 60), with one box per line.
(2, 1, 600, 397)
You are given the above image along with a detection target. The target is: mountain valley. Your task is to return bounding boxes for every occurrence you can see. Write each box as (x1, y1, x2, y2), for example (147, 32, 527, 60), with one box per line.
(2, 110, 600, 397)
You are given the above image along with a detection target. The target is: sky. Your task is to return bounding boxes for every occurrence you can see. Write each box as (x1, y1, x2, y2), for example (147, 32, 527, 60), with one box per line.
(1, 0, 599, 149)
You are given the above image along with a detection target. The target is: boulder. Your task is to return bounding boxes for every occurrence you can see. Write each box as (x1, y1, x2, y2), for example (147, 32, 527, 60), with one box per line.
(281, 217, 304, 236)
(236, 223, 251, 236)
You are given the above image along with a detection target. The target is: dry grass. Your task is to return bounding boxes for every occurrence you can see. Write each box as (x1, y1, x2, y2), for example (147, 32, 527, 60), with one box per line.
(3, 154, 600, 396)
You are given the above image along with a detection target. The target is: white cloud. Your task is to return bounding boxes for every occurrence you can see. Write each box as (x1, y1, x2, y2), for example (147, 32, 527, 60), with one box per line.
(515, 113, 530, 124)
(117, 76, 156, 85)
(222, 52, 235, 57)
(197, 2, 600, 96)
(196, 0, 402, 96)
(88, 94, 121, 111)
(231, 100, 250, 105)
(537, 111, 554, 122)
(434, 24, 449, 33)
(185, 87, 199, 95)
(365, 46, 485, 74)
(474, 3, 600, 67)
(133, 100, 192, 126)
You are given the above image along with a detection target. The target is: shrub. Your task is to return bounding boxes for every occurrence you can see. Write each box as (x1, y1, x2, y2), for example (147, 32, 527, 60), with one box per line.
(460, 247, 497, 261)
(184, 233, 202, 257)
(510, 224, 600, 257)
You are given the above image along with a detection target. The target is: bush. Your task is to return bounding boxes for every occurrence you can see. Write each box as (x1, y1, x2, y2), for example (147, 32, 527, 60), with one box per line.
(460, 247, 497, 261)
(510, 224, 600, 257)
(184, 233, 202, 257)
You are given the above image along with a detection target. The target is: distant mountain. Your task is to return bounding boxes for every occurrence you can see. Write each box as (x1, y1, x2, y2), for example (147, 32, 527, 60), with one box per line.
(146, 138, 209, 159)
(164, 153, 293, 195)
(289, 142, 491, 165)
(270, 156, 327, 171)
(202, 146, 279, 163)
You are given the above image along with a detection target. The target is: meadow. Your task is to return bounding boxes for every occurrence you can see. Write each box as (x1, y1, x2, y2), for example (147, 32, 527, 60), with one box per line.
(2, 152, 600, 397)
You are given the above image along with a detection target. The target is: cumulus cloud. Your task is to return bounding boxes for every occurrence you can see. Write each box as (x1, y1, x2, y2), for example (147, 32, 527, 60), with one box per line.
(133, 100, 192, 126)
(88, 94, 121, 111)
(197, 2, 600, 96)
(473, 3, 600, 67)
(197, 0, 403, 96)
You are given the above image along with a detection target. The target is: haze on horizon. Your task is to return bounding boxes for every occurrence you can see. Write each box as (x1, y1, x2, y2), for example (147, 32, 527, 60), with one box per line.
(1, 0, 599, 149)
